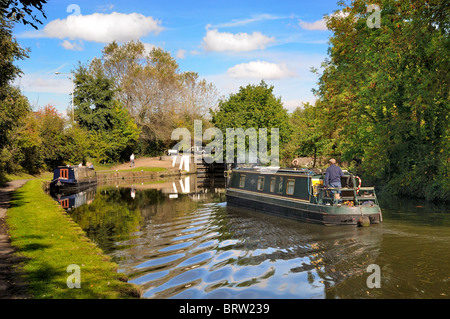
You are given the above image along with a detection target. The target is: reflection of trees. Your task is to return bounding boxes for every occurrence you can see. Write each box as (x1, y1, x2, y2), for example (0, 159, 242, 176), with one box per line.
(70, 187, 143, 254)
(69, 186, 206, 254)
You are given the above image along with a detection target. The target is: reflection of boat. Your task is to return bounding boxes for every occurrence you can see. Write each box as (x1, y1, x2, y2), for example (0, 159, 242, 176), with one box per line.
(226, 168, 382, 226)
(51, 186, 97, 211)
(50, 166, 97, 192)
(223, 206, 383, 297)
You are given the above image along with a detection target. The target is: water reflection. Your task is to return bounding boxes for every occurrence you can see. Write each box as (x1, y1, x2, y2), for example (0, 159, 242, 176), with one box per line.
(53, 175, 450, 299)
(50, 186, 97, 211)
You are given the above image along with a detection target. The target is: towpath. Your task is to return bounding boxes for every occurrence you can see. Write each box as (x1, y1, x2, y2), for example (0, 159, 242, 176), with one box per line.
(0, 179, 29, 299)
(110, 156, 174, 171)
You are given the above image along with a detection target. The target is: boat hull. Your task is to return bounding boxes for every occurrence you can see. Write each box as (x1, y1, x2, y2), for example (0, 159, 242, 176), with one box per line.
(226, 189, 382, 226)
(50, 178, 97, 194)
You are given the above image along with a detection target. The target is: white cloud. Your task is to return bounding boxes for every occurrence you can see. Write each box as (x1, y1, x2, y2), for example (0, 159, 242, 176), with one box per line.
(202, 28, 275, 52)
(298, 19, 328, 31)
(97, 4, 115, 12)
(298, 11, 349, 31)
(60, 40, 83, 51)
(14, 72, 73, 95)
(176, 49, 187, 59)
(142, 42, 155, 56)
(298, 11, 350, 31)
(20, 12, 163, 44)
(227, 60, 296, 80)
(212, 14, 286, 28)
(282, 99, 317, 112)
(190, 49, 202, 55)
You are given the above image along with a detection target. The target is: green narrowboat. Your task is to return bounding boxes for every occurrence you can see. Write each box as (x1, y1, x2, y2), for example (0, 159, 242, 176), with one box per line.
(226, 167, 382, 226)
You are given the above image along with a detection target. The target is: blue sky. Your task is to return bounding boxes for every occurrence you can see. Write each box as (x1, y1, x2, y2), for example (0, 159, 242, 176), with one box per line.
(12, 0, 343, 116)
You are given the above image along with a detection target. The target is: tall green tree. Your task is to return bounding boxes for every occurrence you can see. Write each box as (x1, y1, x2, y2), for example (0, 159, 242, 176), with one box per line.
(74, 64, 117, 132)
(0, 0, 48, 181)
(0, 16, 31, 180)
(73, 63, 140, 163)
(314, 0, 449, 200)
(0, 17, 28, 91)
(287, 102, 334, 167)
(36, 105, 67, 169)
(211, 81, 291, 164)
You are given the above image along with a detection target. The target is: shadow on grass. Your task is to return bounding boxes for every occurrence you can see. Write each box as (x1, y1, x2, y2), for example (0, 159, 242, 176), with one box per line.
(8, 192, 30, 208)
(18, 243, 52, 253)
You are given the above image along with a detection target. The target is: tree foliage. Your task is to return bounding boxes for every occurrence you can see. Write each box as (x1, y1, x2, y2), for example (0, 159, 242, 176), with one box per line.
(286, 102, 334, 167)
(0, 0, 47, 29)
(0, 86, 31, 176)
(73, 63, 141, 163)
(89, 41, 218, 155)
(0, 14, 30, 177)
(0, 16, 28, 91)
(211, 81, 291, 163)
(310, 0, 449, 201)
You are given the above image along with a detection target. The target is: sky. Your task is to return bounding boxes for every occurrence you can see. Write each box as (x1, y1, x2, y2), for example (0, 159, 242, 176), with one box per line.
(12, 0, 343, 116)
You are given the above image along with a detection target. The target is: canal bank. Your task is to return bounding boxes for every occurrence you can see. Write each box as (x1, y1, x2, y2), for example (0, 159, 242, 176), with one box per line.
(3, 179, 142, 299)
(43, 167, 190, 193)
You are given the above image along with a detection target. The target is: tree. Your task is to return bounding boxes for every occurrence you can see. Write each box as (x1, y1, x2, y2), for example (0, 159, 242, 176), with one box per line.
(35, 105, 67, 169)
(14, 109, 42, 174)
(9, 104, 86, 174)
(73, 63, 140, 163)
(89, 41, 218, 156)
(0, 0, 47, 29)
(0, 16, 28, 93)
(74, 64, 117, 132)
(0, 16, 30, 177)
(314, 0, 449, 200)
(0, 85, 30, 178)
(0, 0, 48, 181)
(287, 102, 334, 167)
(211, 81, 291, 164)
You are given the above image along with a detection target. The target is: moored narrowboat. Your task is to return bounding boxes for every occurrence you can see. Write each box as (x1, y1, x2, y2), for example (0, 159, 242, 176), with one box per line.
(50, 166, 97, 192)
(226, 167, 382, 226)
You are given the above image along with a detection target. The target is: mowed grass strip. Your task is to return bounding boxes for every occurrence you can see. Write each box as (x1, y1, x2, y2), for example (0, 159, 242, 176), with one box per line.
(6, 180, 141, 299)
(96, 167, 167, 174)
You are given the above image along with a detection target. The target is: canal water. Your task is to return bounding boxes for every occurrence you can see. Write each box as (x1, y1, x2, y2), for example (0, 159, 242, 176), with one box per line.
(53, 176, 450, 299)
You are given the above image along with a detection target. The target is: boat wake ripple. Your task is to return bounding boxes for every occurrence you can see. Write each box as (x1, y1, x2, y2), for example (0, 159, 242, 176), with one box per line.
(110, 202, 382, 299)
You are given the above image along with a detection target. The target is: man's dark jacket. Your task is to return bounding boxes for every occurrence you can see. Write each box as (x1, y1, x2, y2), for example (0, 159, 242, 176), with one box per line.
(324, 164, 343, 187)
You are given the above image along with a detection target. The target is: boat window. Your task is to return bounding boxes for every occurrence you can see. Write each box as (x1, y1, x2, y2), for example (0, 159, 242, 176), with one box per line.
(239, 175, 246, 188)
(278, 177, 283, 193)
(270, 177, 276, 192)
(60, 169, 69, 179)
(257, 176, 265, 191)
(286, 179, 295, 195)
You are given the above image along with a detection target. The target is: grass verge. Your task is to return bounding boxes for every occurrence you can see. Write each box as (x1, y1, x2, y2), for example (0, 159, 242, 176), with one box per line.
(6, 179, 141, 299)
(97, 167, 167, 174)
